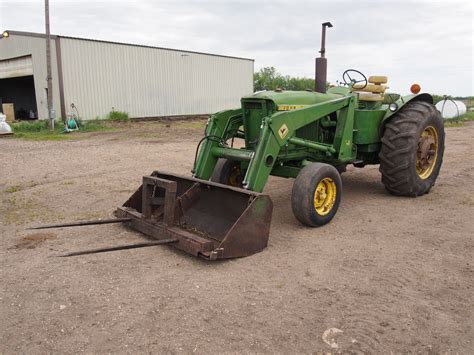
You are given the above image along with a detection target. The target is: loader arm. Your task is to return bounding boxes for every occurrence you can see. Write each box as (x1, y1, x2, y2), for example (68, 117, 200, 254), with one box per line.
(192, 108, 243, 179)
(244, 95, 356, 191)
(193, 94, 356, 193)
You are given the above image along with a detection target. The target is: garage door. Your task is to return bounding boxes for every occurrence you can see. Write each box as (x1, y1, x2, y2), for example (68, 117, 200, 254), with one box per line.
(0, 55, 33, 79)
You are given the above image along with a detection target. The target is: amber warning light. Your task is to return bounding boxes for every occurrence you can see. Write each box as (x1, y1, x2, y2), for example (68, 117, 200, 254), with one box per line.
(410, 83, 421, 94)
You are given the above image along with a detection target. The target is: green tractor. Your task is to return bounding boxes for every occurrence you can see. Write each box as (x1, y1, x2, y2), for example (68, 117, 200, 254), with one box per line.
(192, 69, 444, 227)
(37, 23, 444, 260)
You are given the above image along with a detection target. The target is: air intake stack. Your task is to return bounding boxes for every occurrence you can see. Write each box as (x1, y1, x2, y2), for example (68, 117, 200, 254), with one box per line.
(315, 22, 333, 93)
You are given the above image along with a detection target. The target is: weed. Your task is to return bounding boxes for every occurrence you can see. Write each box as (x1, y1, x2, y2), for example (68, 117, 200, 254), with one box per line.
(107, 110, 129, 121)
(5, 185, 22, 193)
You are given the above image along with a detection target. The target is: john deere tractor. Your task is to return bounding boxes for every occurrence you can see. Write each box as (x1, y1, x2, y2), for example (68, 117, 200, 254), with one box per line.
(191, 24, 444, 229)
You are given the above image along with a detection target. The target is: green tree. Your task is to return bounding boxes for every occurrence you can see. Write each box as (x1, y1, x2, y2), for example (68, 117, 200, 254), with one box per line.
(254, 67, 315, 91)
(254, 67, 285, 91)
(431, 94, 453, 105)
(285, 76, 315, 91)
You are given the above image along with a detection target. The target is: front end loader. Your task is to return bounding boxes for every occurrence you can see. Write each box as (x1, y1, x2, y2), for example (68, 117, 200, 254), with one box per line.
(190, 69, 444, 229)
(33, 22, 444, 260)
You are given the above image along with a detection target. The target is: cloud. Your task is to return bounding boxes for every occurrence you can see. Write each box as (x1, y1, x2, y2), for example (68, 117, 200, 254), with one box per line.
(1, 0, 472, 95)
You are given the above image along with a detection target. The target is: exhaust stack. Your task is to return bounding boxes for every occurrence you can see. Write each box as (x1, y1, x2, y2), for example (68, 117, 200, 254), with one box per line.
(315, 21, 333, 93)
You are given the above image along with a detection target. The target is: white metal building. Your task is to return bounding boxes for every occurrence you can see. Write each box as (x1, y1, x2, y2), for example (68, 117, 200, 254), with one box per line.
(0, 31, 254, 120)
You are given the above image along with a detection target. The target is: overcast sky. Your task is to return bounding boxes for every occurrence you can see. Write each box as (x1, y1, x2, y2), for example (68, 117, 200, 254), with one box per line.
(1, 0, 473, 96)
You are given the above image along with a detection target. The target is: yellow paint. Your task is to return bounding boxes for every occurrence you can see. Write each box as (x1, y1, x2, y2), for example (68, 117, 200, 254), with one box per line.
(228, 165, 242, 187)
(352, 83, 387, 93)
(368, 75, 388, 84)
(278, 124, 289, 139)
(313, 178, 337, 216)
(416, 126, 438, 180)
(277, 105, 306, 111)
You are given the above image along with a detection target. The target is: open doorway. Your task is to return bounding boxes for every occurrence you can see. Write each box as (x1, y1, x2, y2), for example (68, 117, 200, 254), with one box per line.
(0, 75, 38, 120)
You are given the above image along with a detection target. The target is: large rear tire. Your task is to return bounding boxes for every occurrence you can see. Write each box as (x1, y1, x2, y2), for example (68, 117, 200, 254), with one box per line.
(210, 159, 245, 188)
(291, 163, 342, 227)
(379, 101, 445, 196)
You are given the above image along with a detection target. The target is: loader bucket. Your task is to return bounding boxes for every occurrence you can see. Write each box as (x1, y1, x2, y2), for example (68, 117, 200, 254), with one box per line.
(114, 171, 273, 260)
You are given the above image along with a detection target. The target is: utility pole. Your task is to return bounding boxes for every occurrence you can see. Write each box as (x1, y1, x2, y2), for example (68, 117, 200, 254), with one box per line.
(45, 0, 54, 130)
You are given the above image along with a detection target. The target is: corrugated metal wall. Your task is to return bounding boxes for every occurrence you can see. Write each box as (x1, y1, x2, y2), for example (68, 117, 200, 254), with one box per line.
(0, 34, 61, 120)
(59, 38, 254, 119)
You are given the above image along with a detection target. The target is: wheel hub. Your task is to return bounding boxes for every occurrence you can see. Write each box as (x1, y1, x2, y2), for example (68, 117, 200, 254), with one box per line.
(416, 126, 438, 179)
(228, 166, 243, 187)
(313, 178, 336, 216)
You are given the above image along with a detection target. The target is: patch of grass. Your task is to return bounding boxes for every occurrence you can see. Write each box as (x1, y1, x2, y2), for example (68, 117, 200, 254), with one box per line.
(174, 120, 207, 130)
(12, 120, 49, 132)
(10, 119, 114, 140)
(3, 196, 44, 225)
(5, 185, 22, 193)
(78, 119, 114, 132)
(444, 121, 464, 127)
(107, 110, 129, 121)
(444, 111, 474, 128)
(460, 111, 474, 121)
(11, 120, 71, 140)
(13, 132, 73, 141)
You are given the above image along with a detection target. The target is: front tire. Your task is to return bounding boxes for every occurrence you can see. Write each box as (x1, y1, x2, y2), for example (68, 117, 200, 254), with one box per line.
(379, 101, 445, 196)
(291, 163, 342, 227)
(210, 159, 245, 188)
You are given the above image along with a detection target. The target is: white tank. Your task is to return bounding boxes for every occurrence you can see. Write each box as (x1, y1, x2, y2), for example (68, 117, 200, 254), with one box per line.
(435, 100, 467, 119)
(0, 113, 13, 134)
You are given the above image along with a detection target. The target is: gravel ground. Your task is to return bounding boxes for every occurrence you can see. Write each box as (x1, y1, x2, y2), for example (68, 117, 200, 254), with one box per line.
(1, 120, 473, 353)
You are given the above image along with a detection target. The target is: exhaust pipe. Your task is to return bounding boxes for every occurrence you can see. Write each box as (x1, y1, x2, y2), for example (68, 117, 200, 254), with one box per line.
(315, 21, 333, 93)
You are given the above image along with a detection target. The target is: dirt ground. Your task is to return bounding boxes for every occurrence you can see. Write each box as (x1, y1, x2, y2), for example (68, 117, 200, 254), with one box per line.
(1, 120, 473, 353)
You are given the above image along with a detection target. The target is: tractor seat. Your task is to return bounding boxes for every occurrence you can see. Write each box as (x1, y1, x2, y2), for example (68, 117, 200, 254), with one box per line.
(352, 75, 389, 102)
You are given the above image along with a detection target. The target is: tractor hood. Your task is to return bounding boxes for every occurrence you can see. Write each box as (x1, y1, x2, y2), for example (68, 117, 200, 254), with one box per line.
(242, 90, 343, 108)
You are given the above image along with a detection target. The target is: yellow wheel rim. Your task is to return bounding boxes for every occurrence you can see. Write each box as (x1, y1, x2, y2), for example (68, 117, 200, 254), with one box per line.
(416, 126, 438, 180)
(313, 178, 337, 216)
(228, 165, 242, 187)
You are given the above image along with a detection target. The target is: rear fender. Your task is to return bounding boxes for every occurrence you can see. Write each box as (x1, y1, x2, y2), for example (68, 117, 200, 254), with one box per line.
(380, 93, 433, 135)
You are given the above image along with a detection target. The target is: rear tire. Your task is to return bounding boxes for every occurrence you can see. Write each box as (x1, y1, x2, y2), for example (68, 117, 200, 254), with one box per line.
(210, 159, 245, 188)
(291, 163, 342, 227)
(379, 101, 445, 196)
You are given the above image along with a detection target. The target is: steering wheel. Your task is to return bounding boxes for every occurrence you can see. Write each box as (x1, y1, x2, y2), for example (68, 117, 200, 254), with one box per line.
(342, 69, 367, 89)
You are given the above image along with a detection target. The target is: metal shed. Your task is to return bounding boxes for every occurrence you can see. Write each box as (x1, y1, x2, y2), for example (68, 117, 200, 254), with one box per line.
(0, 31, 254, 120)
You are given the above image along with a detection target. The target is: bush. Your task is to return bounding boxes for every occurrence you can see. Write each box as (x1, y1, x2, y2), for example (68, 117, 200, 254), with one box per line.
(11, 120, 49, 133)
(107, 110, 129, 121)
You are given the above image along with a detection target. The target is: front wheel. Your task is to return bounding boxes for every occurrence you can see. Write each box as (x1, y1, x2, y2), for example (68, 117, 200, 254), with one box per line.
(291, 163, 342, 227)
(210, 159, 245, 188)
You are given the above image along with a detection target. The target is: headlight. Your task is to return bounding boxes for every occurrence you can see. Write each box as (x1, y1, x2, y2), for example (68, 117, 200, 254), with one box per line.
(389, 103, 398, 112)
